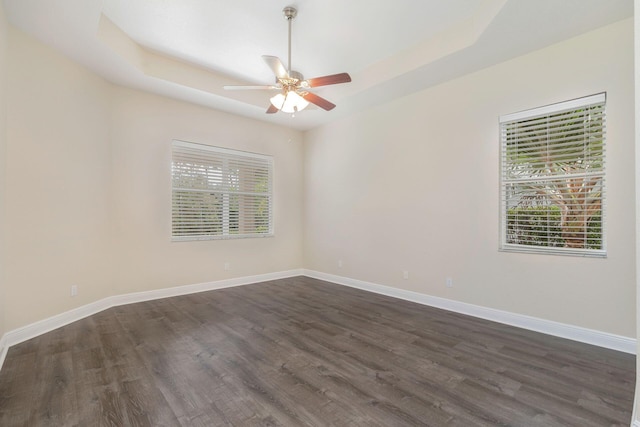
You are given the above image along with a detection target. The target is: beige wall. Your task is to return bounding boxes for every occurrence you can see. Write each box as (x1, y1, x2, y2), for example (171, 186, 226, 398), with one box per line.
(633, 0, 639, 423)
(5, 28, 113, 330)
(304, 19, 636, 338)
(0, 3, 7, 340)
(3, 28, 304, 331)
(108, 87, 304, 296)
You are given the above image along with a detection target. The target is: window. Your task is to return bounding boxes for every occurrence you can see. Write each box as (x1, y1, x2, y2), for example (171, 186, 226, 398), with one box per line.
(171, 140, 273, 241)
(499, 93, 606, 257)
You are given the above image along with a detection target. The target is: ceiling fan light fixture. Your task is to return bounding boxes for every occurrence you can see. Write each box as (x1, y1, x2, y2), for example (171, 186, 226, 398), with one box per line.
(270, 91, 309, 114)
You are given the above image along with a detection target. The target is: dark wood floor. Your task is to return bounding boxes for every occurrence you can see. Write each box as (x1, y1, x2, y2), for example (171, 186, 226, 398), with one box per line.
(0, 276, 635, 426)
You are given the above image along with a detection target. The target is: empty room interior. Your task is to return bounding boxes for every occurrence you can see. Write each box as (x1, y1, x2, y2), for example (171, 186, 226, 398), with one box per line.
(1, 0, 640, 425)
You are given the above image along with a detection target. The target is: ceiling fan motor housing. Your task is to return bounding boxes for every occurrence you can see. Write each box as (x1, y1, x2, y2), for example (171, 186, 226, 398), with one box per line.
(288, 70, 303, 81)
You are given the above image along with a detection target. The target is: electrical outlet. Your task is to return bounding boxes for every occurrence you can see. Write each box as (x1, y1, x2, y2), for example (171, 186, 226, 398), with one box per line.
(224, 262, 230, 271)
(403, 270, 409, 280)
(70, 285, 78, 297)
(338, 259, 343, 268)
(446, 277, 453, 288)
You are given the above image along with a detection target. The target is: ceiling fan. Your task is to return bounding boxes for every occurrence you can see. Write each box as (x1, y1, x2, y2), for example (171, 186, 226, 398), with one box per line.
(223, 6, 351, 115)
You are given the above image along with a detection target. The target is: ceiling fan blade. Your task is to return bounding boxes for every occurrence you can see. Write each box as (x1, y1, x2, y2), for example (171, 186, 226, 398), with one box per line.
(266, 104, 279, 114)
(305, 73, 352, 88)
(262, 55, 289, 79)
(301, 92, 336, 111)
(223, 85, 280, 90)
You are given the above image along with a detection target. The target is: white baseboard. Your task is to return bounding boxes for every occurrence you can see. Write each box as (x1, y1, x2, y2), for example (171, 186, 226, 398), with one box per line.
(0, 267, 635, 374)
(633, 421, 640, 427)
(0, 269, 303, 371)
(303, 270, 636, 354)
(0, 333, 7, 374)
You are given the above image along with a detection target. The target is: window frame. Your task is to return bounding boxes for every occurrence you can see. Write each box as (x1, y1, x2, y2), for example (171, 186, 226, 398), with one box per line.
(499, 93, 606, 257)
(171, 140, 274, 242)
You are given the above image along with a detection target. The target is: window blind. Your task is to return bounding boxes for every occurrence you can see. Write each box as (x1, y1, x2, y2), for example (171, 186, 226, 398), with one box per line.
(171, 140, 273, 241)
(499, 93, 606, 257)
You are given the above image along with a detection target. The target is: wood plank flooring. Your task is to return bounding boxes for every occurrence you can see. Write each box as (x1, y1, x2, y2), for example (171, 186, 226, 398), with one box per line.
(0, 276, 635, 426)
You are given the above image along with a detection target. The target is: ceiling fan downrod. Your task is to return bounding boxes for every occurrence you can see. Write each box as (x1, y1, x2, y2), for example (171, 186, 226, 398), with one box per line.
(283, 6, 297, 76)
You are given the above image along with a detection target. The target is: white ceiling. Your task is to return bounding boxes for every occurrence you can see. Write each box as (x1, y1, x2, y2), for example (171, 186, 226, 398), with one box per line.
(2, 0, 633, 131)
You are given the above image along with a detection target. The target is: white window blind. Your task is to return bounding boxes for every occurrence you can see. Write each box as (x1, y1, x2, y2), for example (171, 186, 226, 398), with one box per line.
(499, 93, 606, 257)
(171, 140, 273, 241)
